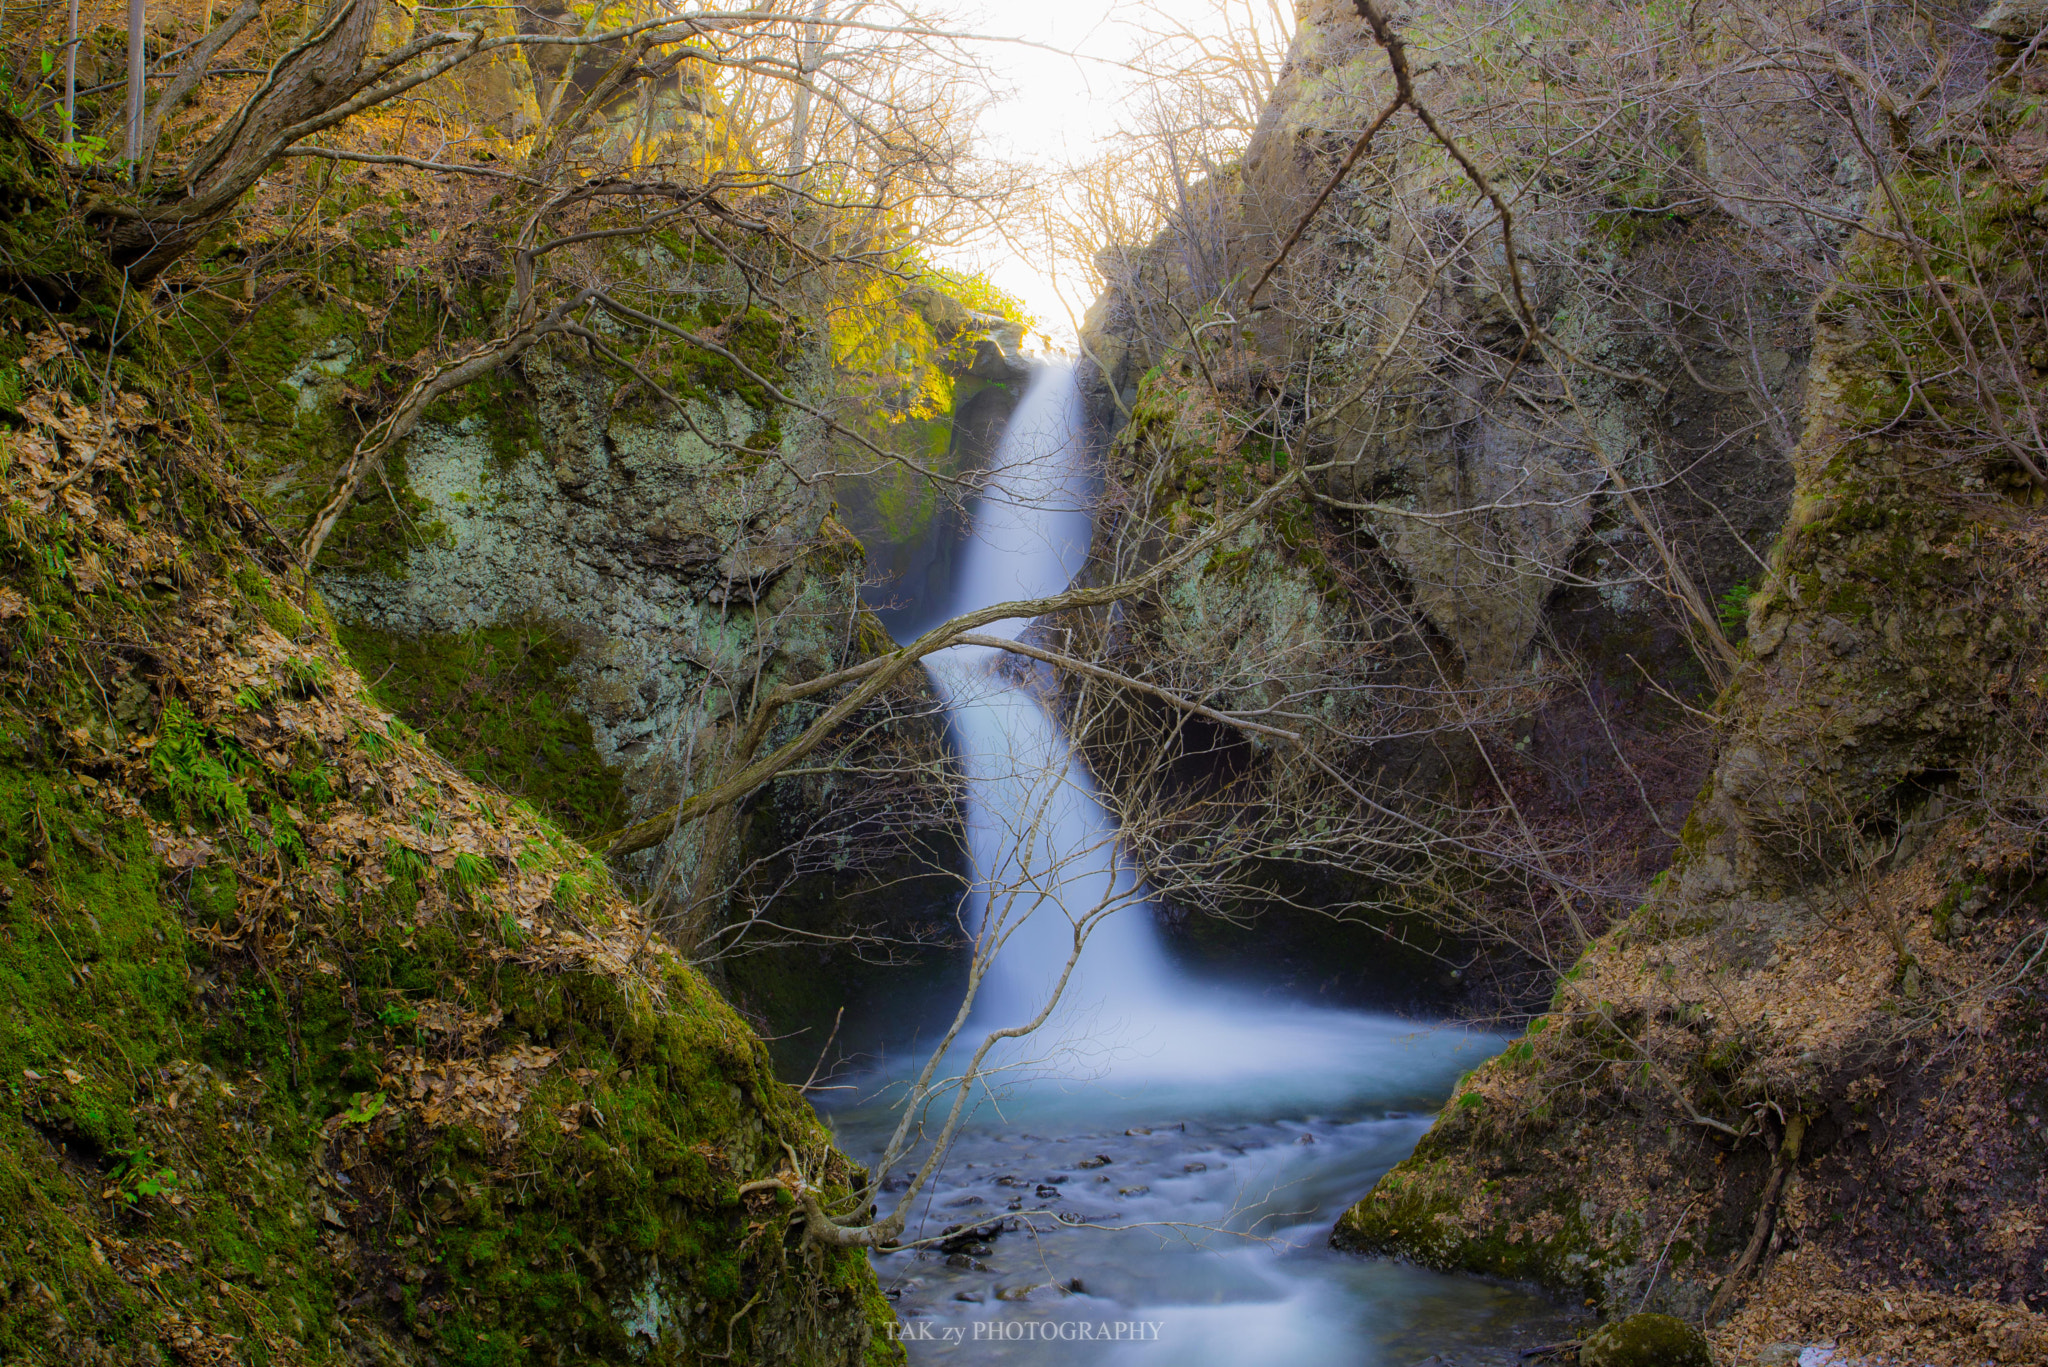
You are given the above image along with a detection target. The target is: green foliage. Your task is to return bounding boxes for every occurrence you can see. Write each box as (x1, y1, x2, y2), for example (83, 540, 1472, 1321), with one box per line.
(52, 132, 111, 166)
(149, 699, 256, 834)
(338, 1091, 387, 1125)
(1716, 581, 1754, 636)
(106, 1143, 181, 1205)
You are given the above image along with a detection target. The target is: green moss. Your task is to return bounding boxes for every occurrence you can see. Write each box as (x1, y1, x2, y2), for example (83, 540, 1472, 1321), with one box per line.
(159, 243, 497, 553)
(335, 618, 627, 839)
(1578, 1313, 1712, 1367)
(423, 367, 545, 468)
(1331, 1150, 1621, 1301)
(0, 111, 900, 1365)
(673, 304, 796, 413)
(1, 690, 895, 1363)
(321, 445, 453, 579)
(0, 767, 341, 1365)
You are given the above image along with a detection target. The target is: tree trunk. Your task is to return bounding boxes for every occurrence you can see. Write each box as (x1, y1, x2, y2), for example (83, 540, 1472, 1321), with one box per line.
(103, 0, 381, 279)
(124, 0, 145, 168)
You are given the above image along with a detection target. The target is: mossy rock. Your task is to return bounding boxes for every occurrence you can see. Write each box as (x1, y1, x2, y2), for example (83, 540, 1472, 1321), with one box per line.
(1578, 1313, 1713, 1367)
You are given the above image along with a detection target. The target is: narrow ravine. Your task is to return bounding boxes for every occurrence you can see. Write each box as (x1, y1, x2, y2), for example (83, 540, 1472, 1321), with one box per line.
(821, 366, 1581, 1364)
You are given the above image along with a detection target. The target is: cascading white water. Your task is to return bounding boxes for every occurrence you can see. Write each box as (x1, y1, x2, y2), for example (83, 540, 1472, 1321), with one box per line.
(920, 365, 1172, 1030)
(917, 365, 1471, 1106)
(827, 364, 1571, 1364)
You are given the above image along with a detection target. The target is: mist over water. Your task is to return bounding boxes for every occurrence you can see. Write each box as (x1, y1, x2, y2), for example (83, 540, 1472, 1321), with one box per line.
(825, 365, 1570, 1362)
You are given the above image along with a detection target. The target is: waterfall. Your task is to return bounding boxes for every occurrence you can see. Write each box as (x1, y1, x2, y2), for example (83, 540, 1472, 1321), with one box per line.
(921, 364, 1172, 1029)
(825, 364, 1553, 1366)
(913, 364, 1490, 1108)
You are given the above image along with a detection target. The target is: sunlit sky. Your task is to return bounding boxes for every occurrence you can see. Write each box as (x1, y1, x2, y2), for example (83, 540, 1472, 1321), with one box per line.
(931, 0, 1275, 348)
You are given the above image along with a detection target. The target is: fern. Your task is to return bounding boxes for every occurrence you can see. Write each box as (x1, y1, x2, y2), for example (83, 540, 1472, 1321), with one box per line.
(150, 701, 252, 833)
(1716, 582, 1755, 635)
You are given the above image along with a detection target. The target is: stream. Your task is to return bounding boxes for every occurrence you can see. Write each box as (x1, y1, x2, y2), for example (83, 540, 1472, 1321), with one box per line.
(821, 365, 1580, 1364)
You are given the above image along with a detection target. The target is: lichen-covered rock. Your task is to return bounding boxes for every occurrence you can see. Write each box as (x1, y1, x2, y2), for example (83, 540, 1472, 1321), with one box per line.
(164, 223, 986, 1001)
(1578, 1314, 1713, 1367)
(316, 349, 851, 817)
(1083, 0, 1832, 686)
(1061, 0, 1867, 998)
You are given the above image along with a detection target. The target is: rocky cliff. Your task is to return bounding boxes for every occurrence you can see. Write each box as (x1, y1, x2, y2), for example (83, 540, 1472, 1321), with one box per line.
(1333, 45, 2048, 1363)
(1071, 0, 1844, 1004)
(143, 164, 1043, 1051)
(1082, 0, 2048, 1356)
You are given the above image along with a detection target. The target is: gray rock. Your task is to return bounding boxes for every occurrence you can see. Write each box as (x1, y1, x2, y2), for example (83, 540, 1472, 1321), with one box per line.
(965, 335, 1031, 383)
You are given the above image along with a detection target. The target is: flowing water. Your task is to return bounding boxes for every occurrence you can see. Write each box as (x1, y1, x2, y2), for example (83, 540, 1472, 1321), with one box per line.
(822, 365, 1577, 1364)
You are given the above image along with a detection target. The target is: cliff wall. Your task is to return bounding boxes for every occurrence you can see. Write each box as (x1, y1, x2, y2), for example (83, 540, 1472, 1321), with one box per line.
(151, 182, 1036, 1044)
(1333, 39, 2048, 1356)
(1070, 0, 1855, 1002)
(1084, 0, 2048, 1355)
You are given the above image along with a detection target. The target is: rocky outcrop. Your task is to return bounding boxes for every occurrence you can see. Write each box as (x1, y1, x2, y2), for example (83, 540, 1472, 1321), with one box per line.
(165, 209, 992, 1000)
(1082, 0, 1846, 690)
(1063, 0, 1867, 998)
(1081, 0, 2048, 1354)
(318, 352, 854, 819)
(1330, 27, 2048, 1361)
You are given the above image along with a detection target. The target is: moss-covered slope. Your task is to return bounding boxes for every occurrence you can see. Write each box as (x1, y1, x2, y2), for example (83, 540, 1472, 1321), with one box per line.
(1, 287, 897, 1367)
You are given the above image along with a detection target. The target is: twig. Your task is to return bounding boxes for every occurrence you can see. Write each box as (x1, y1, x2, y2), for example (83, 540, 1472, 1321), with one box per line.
(279, 145, 544, 184)
(797, 1007, 845, 1095)
(1639, 1193, 1707, 1311)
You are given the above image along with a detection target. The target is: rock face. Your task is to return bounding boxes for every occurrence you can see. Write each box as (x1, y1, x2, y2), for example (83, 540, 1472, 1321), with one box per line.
(1085, 0, 2048, 1356)
(1083, 0, 1849, 689)
(1065, 0, 1858, 1001)
(1317, 15, 2048, 1364)
(834, 320, 1032, 640)
(318, 351, 855, 820)
(313, 351, 974, 1020)
(170, 217, 983, 1016)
